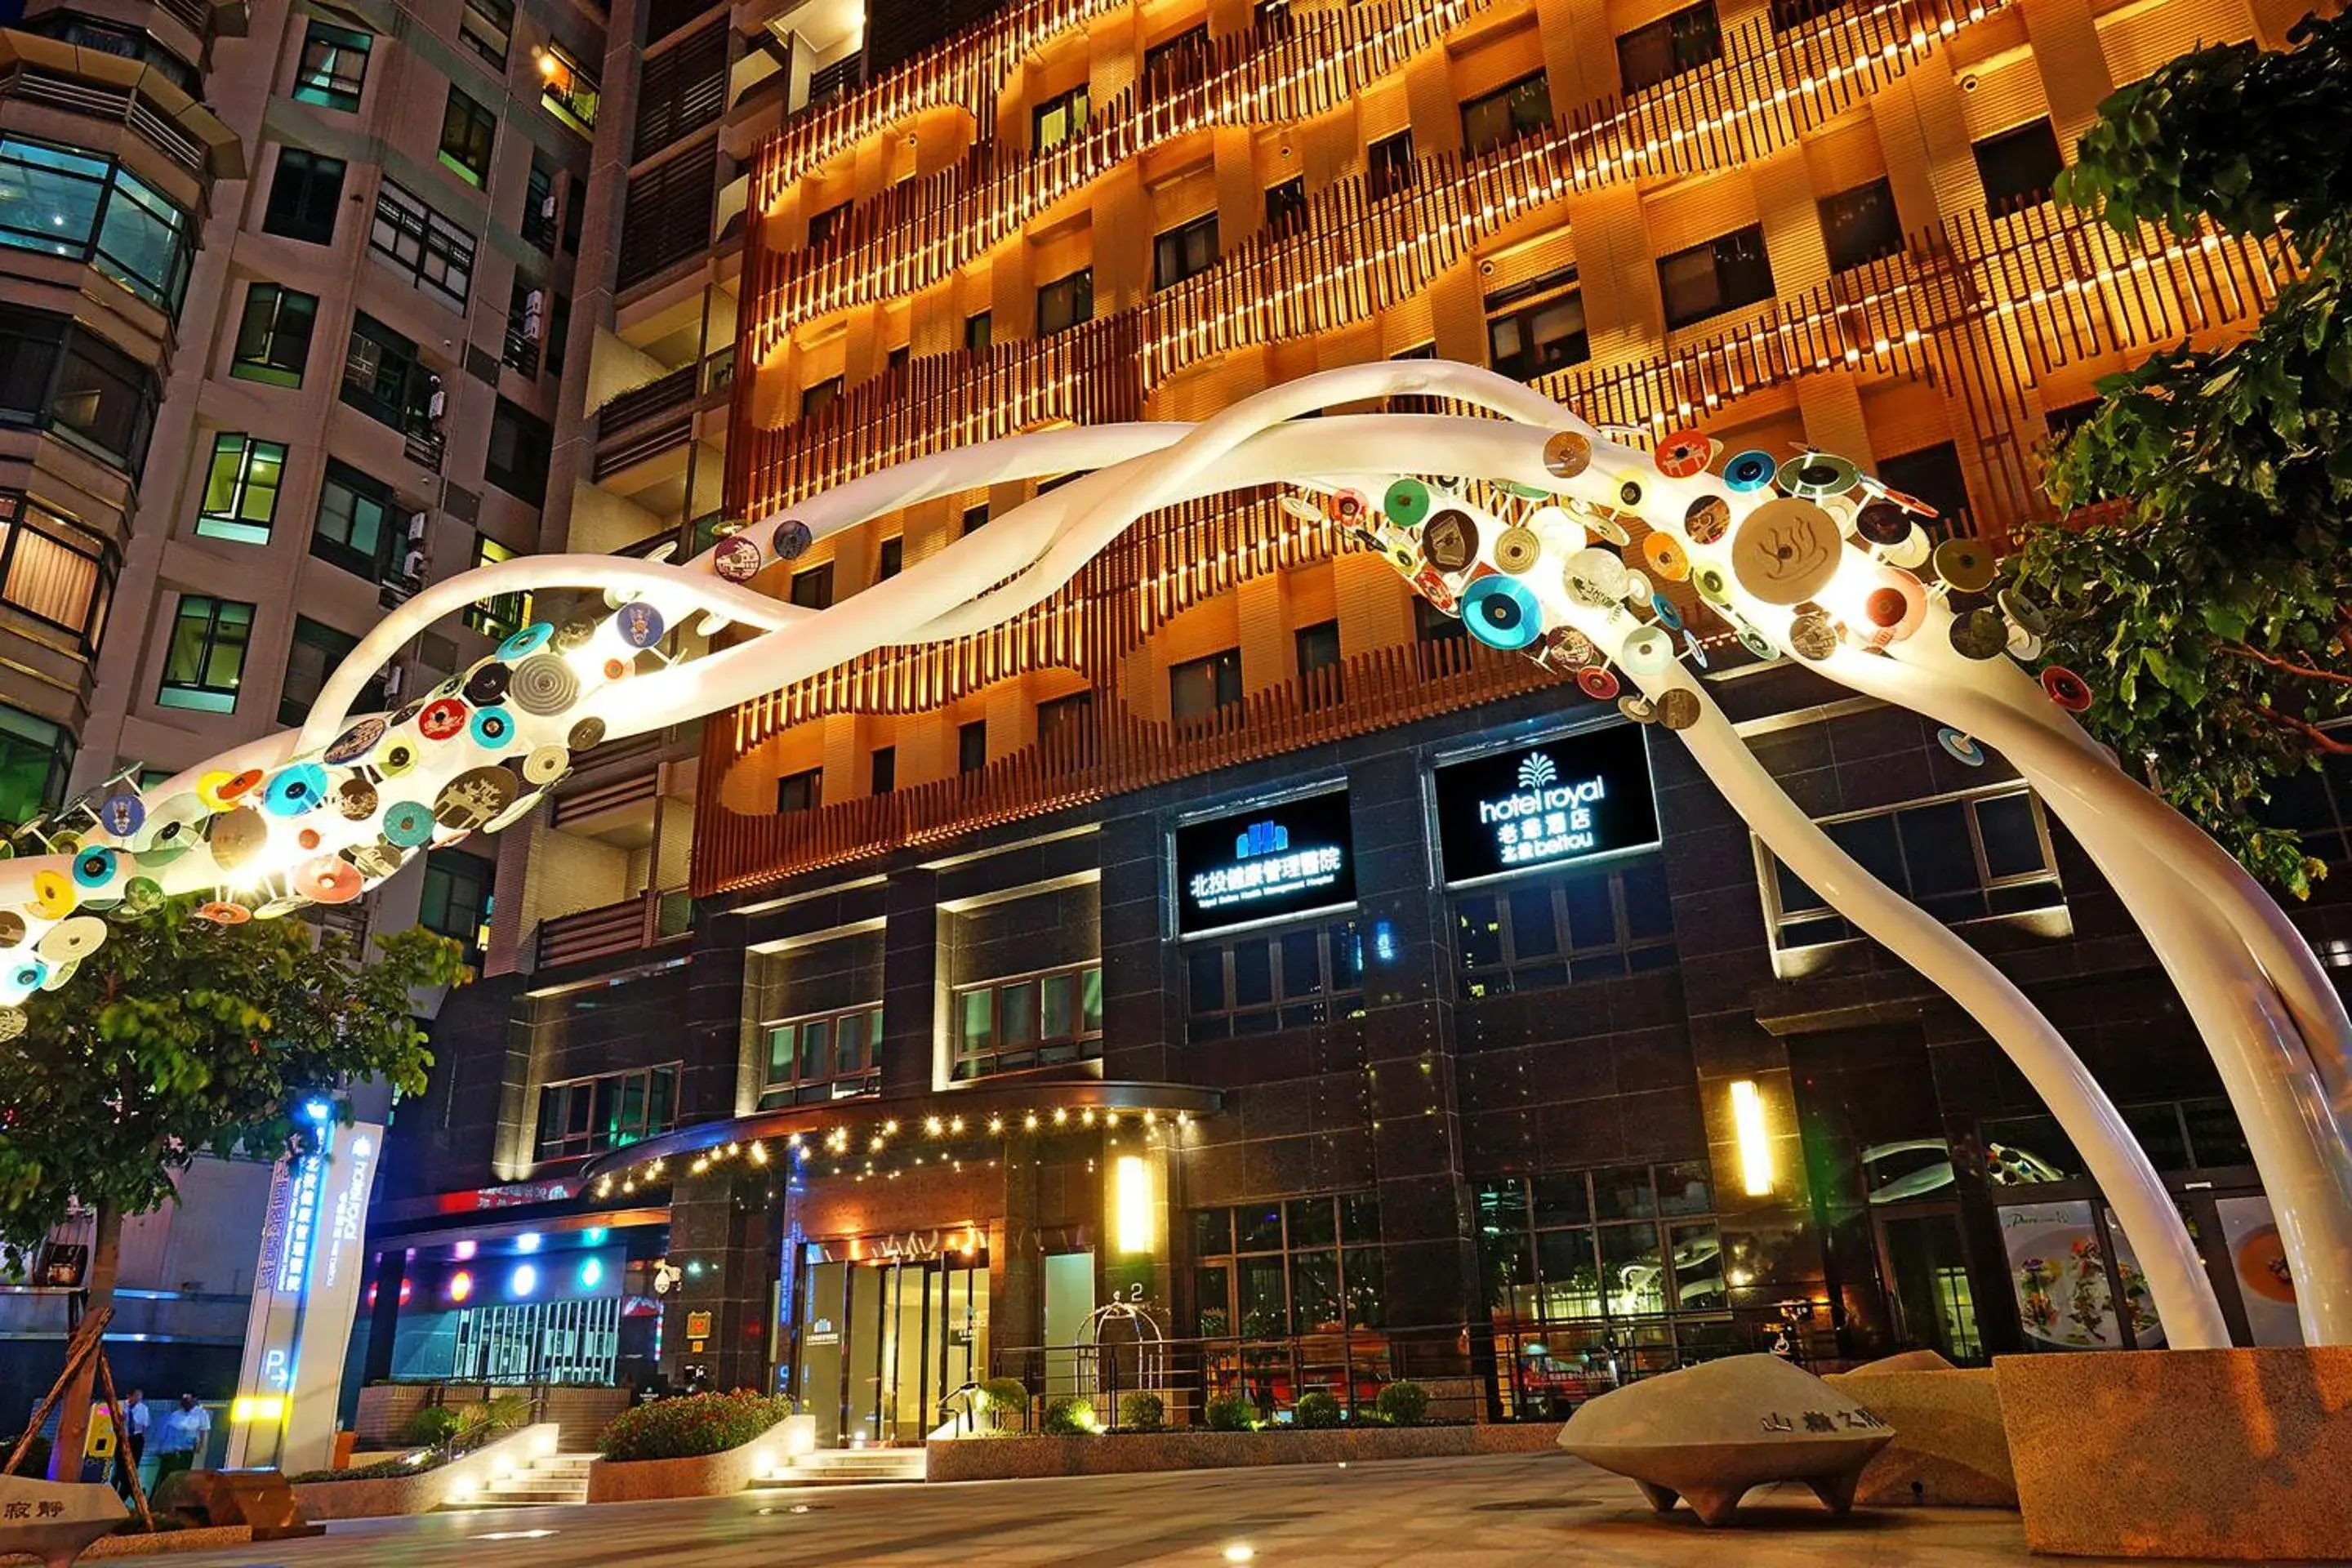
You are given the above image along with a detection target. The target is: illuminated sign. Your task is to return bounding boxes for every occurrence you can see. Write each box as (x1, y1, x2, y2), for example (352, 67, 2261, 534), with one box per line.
(1174, 790, 1356, 934)
(1433, 726, 1659, 885)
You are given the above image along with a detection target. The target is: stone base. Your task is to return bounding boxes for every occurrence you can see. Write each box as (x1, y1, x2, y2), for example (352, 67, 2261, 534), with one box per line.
(1997, 1348, 2352, 1559)
(1823, 1366, 2016, 1508)
(924, 1423, 1537, 1482)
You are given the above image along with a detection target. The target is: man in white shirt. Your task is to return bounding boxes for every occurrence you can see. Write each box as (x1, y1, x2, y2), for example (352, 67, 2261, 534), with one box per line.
(114, 1389, 149, 1498)
(151, 1394, 209, 1482)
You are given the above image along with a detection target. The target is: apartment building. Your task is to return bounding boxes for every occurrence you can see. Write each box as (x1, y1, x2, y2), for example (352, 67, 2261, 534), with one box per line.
(366, 0, 2352, 1438)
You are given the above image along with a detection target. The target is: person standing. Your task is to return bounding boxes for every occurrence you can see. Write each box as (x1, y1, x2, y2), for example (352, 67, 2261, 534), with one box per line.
(114, 1389, 148, 1498)
(151, 1394, 209, 1483)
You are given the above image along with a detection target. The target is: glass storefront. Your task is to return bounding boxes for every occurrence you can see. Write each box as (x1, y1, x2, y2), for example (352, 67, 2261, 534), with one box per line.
(795, 1234, 987, 1446)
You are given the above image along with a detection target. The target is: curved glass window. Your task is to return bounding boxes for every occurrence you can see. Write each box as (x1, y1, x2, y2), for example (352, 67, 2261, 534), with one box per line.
(0, 137, 194, 312)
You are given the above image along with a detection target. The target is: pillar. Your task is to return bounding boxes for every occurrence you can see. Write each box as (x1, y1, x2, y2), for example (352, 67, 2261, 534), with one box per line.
(662, 1170, 781, 1392)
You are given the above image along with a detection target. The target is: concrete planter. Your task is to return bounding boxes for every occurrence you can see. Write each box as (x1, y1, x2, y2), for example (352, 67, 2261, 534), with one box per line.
(1998, 1348, 2352, 1559)
(925, 1422, 1561, 1482)
(585, 1415, 807, 1504)
(80, 1526, 255, 1558)
(1824, 1365, 2016, 1508)
(290, 1423, 561, 1521)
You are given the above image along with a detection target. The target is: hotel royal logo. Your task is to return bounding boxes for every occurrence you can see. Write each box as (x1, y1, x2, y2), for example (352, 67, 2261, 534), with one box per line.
(1479, 751, 1606, 864)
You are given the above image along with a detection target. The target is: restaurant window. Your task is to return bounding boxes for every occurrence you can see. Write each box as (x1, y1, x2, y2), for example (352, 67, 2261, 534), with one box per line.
(1190, 1192, 1382, 1340)
(486, 398, 552, 506)
(1368, 130, 1414, 200)
(438, 86, 497, 189)
(1169, 647, 1241, 724)
(0, 703, 73, 828)
(340, 311, 430, 432)
(1454, 858, 1675, 996)
(1617, 0, 1721, 93)
(194, 433, 286, 546)
(231, 284, 316, 388)
(952, 961, 1102, 1080)
(776, 766, 822, 814)
(1657, 224, 1775, 330)
(1460, 70, 1552, 154)
(1032, 83, 1089, 151)
(790, 562, 835, 610)
(1036, 268, 1093, 336)
(157, 595, 252, 713)
(1975, 118, 2064, 216)
(278, 615, 359, 726)
(1039, 689, 1092, 746)
(310, 460, 397, 581)
(1153, 212, 1218, 291)
(0, 138, 195, 312)
(0, 493, 114, 653)
(1187, 918, 1364, 1041)
(370, 179, 477, 313)
(421, 847, 494, 960)
(462, 537, 531, 639)
(1760, 783, 2065, 954)
(964, 310, 993, 353)
(262, 148, 345, 245)
(1295, 619, 1341, 702)
(1820, 177, 1902, 272)
(958, 719, 987, 773)
(869, 746, 895, 795)
(461, 0, 512, 68)
(877, 535, 902, 580)
(1980, 1097, 2254, 1186)
(1264, 176, 1307, 237)
(292, 21, 372, 110)
(533, 1063, 680, 1160)
(760, 1003, 882, 1107)
(1486, 267, 1588, 381)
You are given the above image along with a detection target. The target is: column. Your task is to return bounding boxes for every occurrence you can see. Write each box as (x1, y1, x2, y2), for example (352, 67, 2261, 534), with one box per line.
(881, 867, 941, 1094)
(662, 1170, 781, 1392)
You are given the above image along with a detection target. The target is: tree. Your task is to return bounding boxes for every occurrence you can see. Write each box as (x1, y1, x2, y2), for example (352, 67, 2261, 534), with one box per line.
(0, 900, 461, 1479)
(2012, 12, 2352, 898)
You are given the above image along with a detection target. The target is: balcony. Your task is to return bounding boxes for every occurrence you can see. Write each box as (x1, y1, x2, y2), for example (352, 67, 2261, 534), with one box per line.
(592, 364, 698, 481)
(403, 425, 447, 472)
(501, 316, 540, 379)
(534, 887, 693, 969)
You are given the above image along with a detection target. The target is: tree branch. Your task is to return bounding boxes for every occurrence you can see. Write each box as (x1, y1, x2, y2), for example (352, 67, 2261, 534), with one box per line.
(2252, 705, 2352, 753)
(2219, 642, 2352, 687)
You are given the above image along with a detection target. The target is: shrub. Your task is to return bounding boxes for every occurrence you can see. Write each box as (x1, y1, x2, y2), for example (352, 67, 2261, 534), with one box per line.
(0, 1434, 49, 1477)
(149, 1470, 206, 1517)
(1040, 1397, 1094, 1436)
(1118, 1392, 1165, 1433)
(287, 1454, 447, 1484)
(597, 1392, 794, 1463)
(1374, 1380, 1430, 1427)
(401, 1405, 466, 1447)
(1294, 1391, 1342, 1429)
(1204, 1394, 1253, 1432)
(979, 1377, 1029, 1430)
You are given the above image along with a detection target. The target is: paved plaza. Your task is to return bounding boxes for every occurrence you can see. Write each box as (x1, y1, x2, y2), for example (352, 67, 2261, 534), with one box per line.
(131, 1453, 2230, 1567)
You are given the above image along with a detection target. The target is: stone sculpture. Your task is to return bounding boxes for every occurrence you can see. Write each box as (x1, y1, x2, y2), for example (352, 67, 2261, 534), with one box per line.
(0, 1476, 124, 1568)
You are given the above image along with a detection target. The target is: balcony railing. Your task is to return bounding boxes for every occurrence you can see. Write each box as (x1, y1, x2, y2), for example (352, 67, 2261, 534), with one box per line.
(534, 887, 693, 969)
(597, 365, 697, 430)
(403, 425, 447, 472)
(501, 318, 540, 379)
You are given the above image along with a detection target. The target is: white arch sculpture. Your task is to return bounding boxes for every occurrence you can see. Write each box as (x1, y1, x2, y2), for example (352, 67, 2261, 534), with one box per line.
(5, 362, 2345, 1346)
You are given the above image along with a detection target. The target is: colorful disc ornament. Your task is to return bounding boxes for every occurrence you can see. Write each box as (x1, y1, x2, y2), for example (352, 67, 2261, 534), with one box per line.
(325, 717, 388, 765)
(418, 699, 470, 742)
(1779, 452, 1860, 501)
(1420, 510, 1480, 573)
(1729, 497, 1842, 606)
(1939, 727, 1987, 766)
(1492, 526, 1541, 574)
(1931, 537, 1998, 595)
(770, 519, 813, 561)
(1656, 688, 1702, 731)
(1461, 576, 1543, 650)
(263, 764, 330, 817)
(1684, 496, 1732, 546)
(2042, 666, 2094, 712)
(615, 601, 666, 648)
(1544, 430, 1593, 478)
(463, 662, 513, 706)
(470, 706, 517, 750)
(499, 623, 555, 659)
(70, 848, 115, 889)
(1575, 666, 1621, 701)
(713, 534, 764, 584)
(94, 790, 145, 840)
(1642, 532, 1690, 581)
(1722, 450, 1777, 492)
(381, 801, 435, 848)
(1654, 429, 1713, 479)
(509, 655, 580, 716)
(1383, 479, 1432, 528)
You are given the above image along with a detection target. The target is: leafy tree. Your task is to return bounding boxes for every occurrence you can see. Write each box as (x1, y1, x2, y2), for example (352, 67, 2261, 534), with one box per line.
(0, 900, 460, 1477)
(2014, 13, 2352, 897)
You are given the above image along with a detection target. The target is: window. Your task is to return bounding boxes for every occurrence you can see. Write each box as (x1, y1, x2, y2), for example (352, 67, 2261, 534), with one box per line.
(1170, 647, 1242, 724)
(1186, 918, 1364, 1041)
(0, 492, 115, 652)
(961, 503, 988, 536)
(158, 595, 252, 713)
(532, 1064, 680, 1160)
(964, 311, 993, 353)
(1820, 177, 1902, 271)
(1454, 858, 1675, 995)
(1770, 0, 1846, 25)
(1460, 71, 1552, 154)
(340, 311, 432, 432)
(292, 21, 372, 110)
(1254, 0, 1294, 37)
(776, 766, 822, 813)
(1264, 176, 1307, 237)
(463, 537, 531, 638)
(877, 536, 902, 580)
(1143, 24, 1209, 89)
(801, 375, 842, 418)
(1983, 1096, 2254, 1187)
(311, 459, 398, 581)
(0, 309, 158, 472)
(1486, 267, 1588, 381)
(461, 0, 512, 68)
(1760, 784, 2065, 952)
(194, 434, 287, 545)
(1415, 595, 1466, 644)
(1657, 224, 1775, 330)
(1153, 212, 1219, 290)
(1189, 1192, 1381, 1343)
(952, 961, 1102, 1079)
(1032, 83, 1089, 150)
(537, 41, 599, 133)
(1975, 118, 2063, 216)
(20, 13, 198, 96)
(421, 847, 495, 960)
(230, 284, 317, 388)
(869, 746, 895, 795)
(262, 148, 345, 245)
(523, 158, 557, 251)
(1039, 689, 1092, 748)
(1369, 130, 1414, 199)
(1618, 0, 1721, 93)
(438, 87, 497, 189)
(1296, 619, 1341, 704)
(790, 562, 834, 610)
(0, 137, 195, 311)
(485, 397, 552, 506)
(758, 1004, 881, 1107)
(1875, 442, 1971, 535)
(636, 20, 728, 154)
(370, 180, 477, 312)
(278, 615, 359, 726)
(0, 704, 73, 828)
(1036, 268, 1093, 336)
(807, 199, 849, 248)
(958, 719, 987, 774)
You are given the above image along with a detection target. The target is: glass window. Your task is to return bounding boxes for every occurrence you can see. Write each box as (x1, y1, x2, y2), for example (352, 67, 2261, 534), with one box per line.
(959, 719, 987, 773)
(1617, 0, 1722, 94)
(1454, 859, 1675, 996)
(463, 537, 532, 639)
(369, 179, 477, 312)
(1460, 71, 1552, 154)
(293, 22, 372, 110)
(19, 13, 198, 95)
(421, 848, 494, 960)
(485, 397, 551, 506)
(790, 563, 834, 610)
(876, 536, 902, 581)
(461, 0, 513, 67)
(1036, 268, 1093, 336)
(759, 1003, 881, 1107)
(0, 492, 114, 651)
(1295, 619, 1341, 701)
(438, 87, 497, 189)
(776, 766, 821, 813)
(964, 311, 992, 354)
(1369, 129, 1414, 199)
(0, 138, 194, 312)
(1188, 1192, 1381, 1343)
(1975, 118, 2064, 216)
(194, 433, 287, 545)
(951, 963, 1102, 1080)
(801, 375, 841, 418)
(806, 199, 849, 249)
(1485, 267, 1588, 381)
(1152, 212, 1218, 291)
(230, 284, 317, 388)
(1657, 224, 1775, 330)
(311, 459, 396, 581)
(0, 702, 73, 828)
(1187, 919, 1365, 1040)
(1032, 83, 1089, 151)
(869, 746, 895, 794)
(340, 310, 430, 431)
(1169, 648, 1241, 723)
(1264, 176, 1307, 237)
(537, 41, 599, 133)
(533, 1064, 681, 1159)
(1820, 177, 1901, 272)
(262, 148, 345, 245)
(278, 614, 359, 726)
(158, 595, 252, 713)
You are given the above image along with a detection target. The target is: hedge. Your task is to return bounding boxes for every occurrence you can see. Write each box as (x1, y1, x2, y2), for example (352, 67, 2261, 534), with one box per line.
(597, 1392, 795, 1463)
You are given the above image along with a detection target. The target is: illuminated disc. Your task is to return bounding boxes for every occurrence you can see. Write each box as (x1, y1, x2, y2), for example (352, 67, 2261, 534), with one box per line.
(1413, 571, 1456, 613)
(1654, 430, 1713, 479)
(1683, 496, 1732, 546)
(1735, 622, 1780, 662)
(37, 915, 104, 962)
(70, 847, 117, 889)
(1419, 510, 1479, 573)
(1615, 477, 1645, 513)
(297, 856, 364, 905)
(1862, 567, 1929, 643)
(1730, 497, 1843, 606)
(1619, 625, 1676, 675)
(28, 870, 74, 920)
(523, 746, 570, 785)
(463, 662, 514, 706)
(1656, 688, 1702, 731)
(1722, 450, 1777, 492)
(603, 656, 634, 682)
(10, 956, 48, 990)
(1854, 498, 1912, 546)
(195, 902, 250, 926)
(499, 622, 555, 659)
(2007, 625, 2046, 662)
(95, 791, 145, 840)
(379, 740, 420, 777)
(263, 763, 330, 817)
(1778, 452, 1860, 501)
(325, 717, 388, 765)
(1623, 568, 1653, 606)
(138, 794, 205, 858)
(1383, 479, 1432, 528)
(470, 706, 517, 750)
(207, 808, 270, 872)
(0, 912, 23, 948)
(1385, 542, 1417, 575)
(389, 698, 428, 729)
(1491, 526, 1541, 574)
(431, 674, 466, 700)
(434, 765, 519, 831)
(1278, 496, 1325, 523)
(1542, 626, 1599, 669)
(330, 777, 375, 822)
(1584, 510, 1631, 547)
(1331, 488, 1369, 524)
(116, 877, 163, 916)
(0, 1008, 22, 1040)
(1619, 695, 1659, 724)
(345, 842, 403, 881)
(1650, 591, 1684, 632)
(1930, 537, 1998, 594)
(1563, 547, 1629, 609)
(1882, 528, 1932, 569)
(1543, 430, 1592, 478)
(194, 770, 240, 813)
(1691, 563, 1733, 607)
(713, 534, 764, 584)
(552, 619, 597, 653)
(296, 826, 321, 851)
(1683, 629, 1711, 670)
(381, 802, 435, 849)
(1788, 612, 1838, 662)
(2041, 665, 2095, 712)
(1460, 576, 1544, 650)
(568, 717, 607, 751)
(1642, 532, 1690, 582)
(418, 698, 470, 742)
(1999, 586, 2049, 638)
(770, 519, 813, 562)
(1939, 727, 1987, 767)
(615, 601, 666, 648)
(508, 655, 580, 717)
(1575, 666, 1620, 701)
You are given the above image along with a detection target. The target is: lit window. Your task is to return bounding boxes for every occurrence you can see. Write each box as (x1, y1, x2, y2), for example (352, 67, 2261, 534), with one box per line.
(158, 595, 252, 713)
(1036, 268, 1092, 336)
(1169, 648, 1241, 724)
(0, 137, 194, 311)
(1187, 919, 1364, 1040)
(1152, 212, 1218, 291)
(1656, 225, 1775, 331)
(1975, 118, 2064, 216)
(1820, 177, 1902, 271)
(760, 1004, 882, 1107)
(463, 537, 531, 638)
(952, 962, 1102, 1080)
(195, 433, 287, 545)
(533, 1065, 680, 1160)
(1189, 1192, 1382, 1344)
(437, 87, 497, 188)
(0, 702, 73, 829)
(1460, 71, 1552, 154)
(229, 283, 317, 388)
(292, 21, 372, 111)
(311, 460, 398, 582)
(776, 767, 822, 814)
(1486, 267, 1588, 381)
(0, 492, 114, 652)
(536, 41, 599, 133)
(1032, 83, 1089, 150)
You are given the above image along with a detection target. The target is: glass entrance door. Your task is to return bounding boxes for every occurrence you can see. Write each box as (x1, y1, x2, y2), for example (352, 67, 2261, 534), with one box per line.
(1872, 1203, 1984, 1361)
(798, 1257, 987, 1446)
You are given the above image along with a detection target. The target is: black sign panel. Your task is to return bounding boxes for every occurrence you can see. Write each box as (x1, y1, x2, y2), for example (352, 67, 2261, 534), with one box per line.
(1174, 789, 1357, 935)
(1433, 725, 1660, 885)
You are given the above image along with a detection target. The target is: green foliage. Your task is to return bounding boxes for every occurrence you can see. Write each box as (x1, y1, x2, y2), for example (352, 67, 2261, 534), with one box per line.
(1040, 1397, 1094, 1436)
(0, 1433, 49, 1476)
(287, 1454, 446, 1484)
(1294, 1391, 1342, 1429)
(401, 1405, 466, 1448)
(1204, 1394, 1254, 1432)
(0, 900, 462, 1258)
(1374, 1380, 1430, 1427)
(1118, 1392, 1165, 1432)
(978, 1377, 1029, 1429)
(597, 1392, 794, 1462)
(2027, 11, 2352, 896)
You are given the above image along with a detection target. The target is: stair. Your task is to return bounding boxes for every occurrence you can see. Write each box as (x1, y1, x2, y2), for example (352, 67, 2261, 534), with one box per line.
(444, 1451, 596, 1508)
(758, 1446, 928, 1486)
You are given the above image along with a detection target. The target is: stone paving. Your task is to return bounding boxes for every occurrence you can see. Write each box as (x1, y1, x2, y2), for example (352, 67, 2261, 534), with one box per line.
(132, 1452, 2230, 1566)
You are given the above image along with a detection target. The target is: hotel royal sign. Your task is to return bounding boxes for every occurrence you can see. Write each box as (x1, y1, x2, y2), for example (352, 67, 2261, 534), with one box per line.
(1433, 725, 1660, 886)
